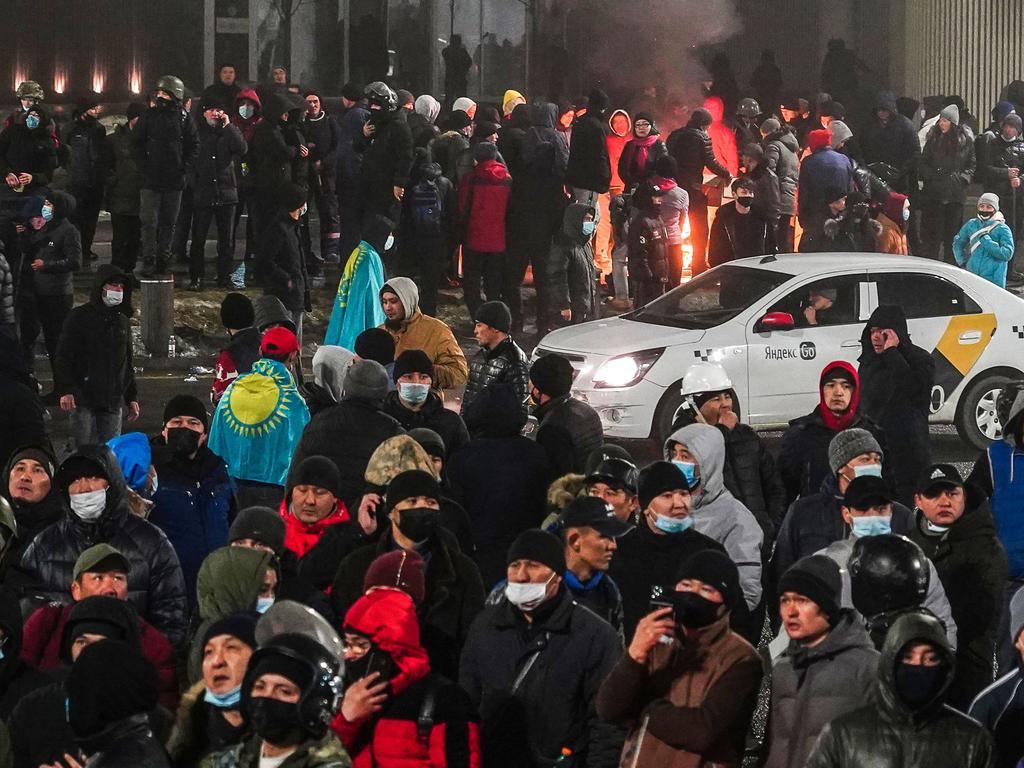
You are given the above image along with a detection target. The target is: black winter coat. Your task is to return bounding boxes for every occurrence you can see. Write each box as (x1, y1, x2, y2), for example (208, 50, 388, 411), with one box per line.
(666, 125, 731, 191)
(920, 127, 976, 204)
(63, 115, 108, 192)
(133, 101, 199, 192)
(763, 129, 799, 216)
(302, 111, 341, 173)
(357, 107, 414, 215)
(707, 202, 775, 267)
(461, 337, 530, 418)
(18, 190, 81, 296)
(0, 253, 13, 327)
(18, 444, 188, 647)
(290, 397, 405, 512)
(565, 111, 611, 193)
(191, 120, 247, 207)
(53, 264, 137, 411)
(335, 102, 370, 194)
(860, 92, 921, 193)
(1, 443, 64, 589)
(0, 344, 45, 476)
(257, 213, 307, 312)
(331, 528, 485, 681)
(0, 588, 51, 719)
(909, 488, 1008, 709)
(534, 394, 603, 478)
(382, 390, 470, 458)
(78, 715, 172, 768)
(104, 123, 142, 216)
(982, 133, 1024, 198)
(251, 99, 299, 196)
(459, 588, 624, 768)
(0, 110, 59, 186)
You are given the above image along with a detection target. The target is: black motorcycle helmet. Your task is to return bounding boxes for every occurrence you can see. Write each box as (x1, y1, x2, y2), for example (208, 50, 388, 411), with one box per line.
(364, 81, 397, 111)
(736, 97, 761, 118)
(849, 534, 930, 619)
(586, 458, 639, 495)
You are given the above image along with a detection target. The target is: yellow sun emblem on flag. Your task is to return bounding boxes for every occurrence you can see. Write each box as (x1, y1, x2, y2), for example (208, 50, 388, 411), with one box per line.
(221, 361, 300, 438)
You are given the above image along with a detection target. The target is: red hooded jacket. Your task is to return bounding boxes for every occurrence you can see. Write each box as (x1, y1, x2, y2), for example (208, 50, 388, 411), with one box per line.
(234, 88, 263, 144)
(278, 498, 350, 559)
(458, 158, 512, 253)
(817, 359, 860, 431)
(333, 589, 481, 768)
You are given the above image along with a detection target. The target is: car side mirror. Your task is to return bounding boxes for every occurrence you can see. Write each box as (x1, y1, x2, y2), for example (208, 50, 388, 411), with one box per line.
(755, 311, 795, 333)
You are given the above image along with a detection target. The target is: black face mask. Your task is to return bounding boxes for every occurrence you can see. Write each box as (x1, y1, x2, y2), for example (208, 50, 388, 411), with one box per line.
(166, 427, 201, 458)
(247, 696, 308, 747)
(735, 196, 754, 209)
(893, 662, 946, 709)
(667, 590, 722, 629)
(156, 97, 174, 109)
(396, 507, 438, 544)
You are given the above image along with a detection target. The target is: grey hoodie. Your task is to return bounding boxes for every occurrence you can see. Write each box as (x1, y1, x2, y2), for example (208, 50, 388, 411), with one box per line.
(666, 424, 764, 609)
(382, 276, 420, 320)
(312, 345, 356, 403)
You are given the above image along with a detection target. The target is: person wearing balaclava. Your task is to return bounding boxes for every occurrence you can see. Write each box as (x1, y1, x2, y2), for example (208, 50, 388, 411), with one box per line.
(952, 191, 1015, 288)
(598, 549, 761, 768)
(460, 529, 623, 768)
(148, 394, 235, 605)
(330, 469, 483, 681)
(805, 610, 993, 768)
(334, 584, 480, 764)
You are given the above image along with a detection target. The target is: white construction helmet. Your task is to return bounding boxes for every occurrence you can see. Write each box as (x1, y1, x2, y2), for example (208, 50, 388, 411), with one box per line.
(681, 362, 732, 397)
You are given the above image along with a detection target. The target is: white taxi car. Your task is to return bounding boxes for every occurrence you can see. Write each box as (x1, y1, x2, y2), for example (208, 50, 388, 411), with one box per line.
(534, 254, 1024, 449)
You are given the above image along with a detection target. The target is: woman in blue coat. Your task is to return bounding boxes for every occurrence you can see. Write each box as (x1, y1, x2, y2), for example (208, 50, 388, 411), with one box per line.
(953, 192, 1015, 288)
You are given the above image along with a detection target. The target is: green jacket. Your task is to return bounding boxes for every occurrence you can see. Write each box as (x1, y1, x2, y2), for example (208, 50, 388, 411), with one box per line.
(200, 732, 351, 768)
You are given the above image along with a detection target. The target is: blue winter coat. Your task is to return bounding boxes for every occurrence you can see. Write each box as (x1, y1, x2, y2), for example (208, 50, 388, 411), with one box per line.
(953, 212, 1015, 288)
(797, 147, 854, 229)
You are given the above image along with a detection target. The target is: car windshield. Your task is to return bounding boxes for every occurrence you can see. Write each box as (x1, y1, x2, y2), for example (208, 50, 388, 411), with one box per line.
(627, 265, 793, 329)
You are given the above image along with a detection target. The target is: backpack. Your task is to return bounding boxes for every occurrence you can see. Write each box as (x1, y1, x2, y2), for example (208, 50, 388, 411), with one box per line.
(409, 177, 444, 236)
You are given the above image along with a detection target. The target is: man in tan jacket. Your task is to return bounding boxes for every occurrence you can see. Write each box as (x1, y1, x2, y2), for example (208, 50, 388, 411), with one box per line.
(597, 549, 762, 768)
(378, 277, 468, 393)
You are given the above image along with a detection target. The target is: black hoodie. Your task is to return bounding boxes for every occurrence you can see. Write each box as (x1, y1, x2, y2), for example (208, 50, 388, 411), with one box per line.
(54, 263, 137, 411)
(20, 189, 82, 296)
(0, 105, 59, 187)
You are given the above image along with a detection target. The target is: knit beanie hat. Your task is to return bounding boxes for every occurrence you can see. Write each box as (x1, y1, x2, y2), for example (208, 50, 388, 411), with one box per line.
(8, 446, 55, 477)
(807, 129, 832, 152)
(828, 428, 883, 475)
(1003, 114, 1023, 133)
(506, 529, 565, 574)
(202, 611, 260, 651)
(476, 300, 512, 333)
(163, 394, 209, 430)
(354, 328, 396, 366)
(393, 349, 434, 382)
(344, 359, 390, 402)
(363, 549, 427, 604)
(672, 550, 740, 610)
(939, 103, 960, 125)
(408, 427, 445, 460)
(994, 101, 1016, 122)
(760, 117, 781, 134)
(249, 651, 313, 692)
(474, 121, 500, 141)
(529, 355, 573, 398)
(341, 82, 364, 102)
(396, 89, 415, 109)
(228, 506, 286, 556)
(473, 141, 498, 163)
(220, 292, 255, 330)
(290, 455, 341, 497)
(68, 640, 158, 739)
(829, 120, 853, 149)
(979, 192, 1001, 211)
(637, 461, 690, 510)
(449, 109, 472, 130)
(778, 555, 842, 624)
(62, 596, 142, 662)
(385, 469, 441, 514)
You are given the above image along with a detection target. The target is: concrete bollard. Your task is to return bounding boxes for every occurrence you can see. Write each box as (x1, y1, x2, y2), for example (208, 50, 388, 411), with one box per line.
(140, 278, 175, 357)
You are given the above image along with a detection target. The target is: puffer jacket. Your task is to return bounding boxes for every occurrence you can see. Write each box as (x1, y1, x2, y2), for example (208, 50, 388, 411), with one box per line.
(596, 612, 761, 768)
(0, 252, 14, 327)
(953, 211, 1015, 288)
(983, 132, 1024, 197)
(547, 201, 599, 324)
(920, 126, 976, 203)
(533, 393, 603, 478)
(458, 157, 512, 253)
(664, 425, 763, 610)
(191, 118, 247, 207)
(105, 122, 142, 215)
(763, 128, 798, 216)
(18, 444, 188, 647)
(805, 612, 994, 768)
(764, 611, 878, 768)
(18, 190, 81, 296)
(133, 99, 199, 191)
(461, 336, 530, 417)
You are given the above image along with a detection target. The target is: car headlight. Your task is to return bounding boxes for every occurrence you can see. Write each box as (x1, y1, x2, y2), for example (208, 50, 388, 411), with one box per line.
(592, 349, 665, 389)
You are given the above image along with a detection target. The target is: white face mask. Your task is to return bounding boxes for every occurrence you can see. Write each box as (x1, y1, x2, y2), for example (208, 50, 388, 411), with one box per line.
(102, 288, 124, 308)
(505, 574, 554, 611)
(384, 234, 395, 251)
(69, 489, 106, 521)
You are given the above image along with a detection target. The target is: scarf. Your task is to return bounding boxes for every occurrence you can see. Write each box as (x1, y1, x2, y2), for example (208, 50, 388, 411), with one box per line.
(625, 135, 659, 181)
(969, 211, 1006, 255)
(817, 360, 861, 432)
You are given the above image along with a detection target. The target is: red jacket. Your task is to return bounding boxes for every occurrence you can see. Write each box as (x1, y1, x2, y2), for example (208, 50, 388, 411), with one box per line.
(278, 499, 351, 559)
(332, 589, 481, 768)
(21, 602, 179, 710)
(458, 159, 512, 254)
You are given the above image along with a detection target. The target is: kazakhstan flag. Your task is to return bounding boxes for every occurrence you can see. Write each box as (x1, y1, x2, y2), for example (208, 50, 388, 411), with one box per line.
(323, 240, 386, 350)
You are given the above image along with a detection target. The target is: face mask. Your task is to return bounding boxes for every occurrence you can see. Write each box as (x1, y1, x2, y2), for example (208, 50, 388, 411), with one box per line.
(668, 590, 722, 628)
(166, 427, 202, 458)
(902, 208, 911, 222)
(239, 104, 255, 120)
(925, 520, 950, 534)
(894, 662, 946, 709)
(853, 463, 883, 479)
(396, 507, 438, 544)
(102, 288, 124, 308)
(41, 204, 54, 222)
(256, 596, 275, 614)
(505, 574, 554, 611)
(582, 220, 596, 237)
(671, 461, 698, 488)
(247, 696, 307, 746)
(69, 489, 106, 521)
(851, 515, 891, 537)
(653, 513, 693, 534)
(979, 211, 994, 220)
(735, 196, 754, 208)
(299, 203, 308, 217)
(399, 382, 430, 406)
(25, 114, 40, 130)
(384, 234, 395, 251)
(157, 97, 174, 108)
(204, 685, 241, 709)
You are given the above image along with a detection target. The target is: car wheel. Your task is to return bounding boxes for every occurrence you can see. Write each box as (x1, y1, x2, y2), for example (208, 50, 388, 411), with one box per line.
(652, 386, 687, 447)
(954, 372, 1014, 451)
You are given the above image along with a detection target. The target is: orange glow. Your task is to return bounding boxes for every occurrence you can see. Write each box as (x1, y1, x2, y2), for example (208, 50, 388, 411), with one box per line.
(53, 63, 68, 95)
(129, 62, 142, 95)
(13, 66, 28, 92)
(91, 62, 105, 94)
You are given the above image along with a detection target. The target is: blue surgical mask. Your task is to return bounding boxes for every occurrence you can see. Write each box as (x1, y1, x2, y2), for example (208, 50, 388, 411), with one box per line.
(853, 463, 883, 479)
(238, 104, 255, 120)
(256, 596, 274, 614)
(653, 513, 693, 534)
(41, 204, 54, 222)
(204, 685, 241, 709)
(925, 520, 950, 534)
(851, 515, 891, 537)
(399, 381, 430, 405)
(672, 461, 699, 488)
(902, 207, 910, 222)
(25, 114, 39, 130)
(582, 220, 596, 237)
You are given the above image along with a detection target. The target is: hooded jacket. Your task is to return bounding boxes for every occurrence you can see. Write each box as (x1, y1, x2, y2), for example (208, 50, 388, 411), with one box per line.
(547, 202, 599, 324)
(357, 106, 414, 214)
(458, 157, 512, 253)
(191, 118, 247, 207)
(133, 98, 200, 192)
(566, 97, 611, 193)
(233, 88, 263, 144)
(805, 611, 994, 768)
(303, 345, 356, 416)
(18, 445, 188, 647)
(518, 103, 569, 201)
(666, 118, 731, 192)
(379, 277, 468, 391)
(952, 210, 1015, 288)
(0, 105, 59, 185)
(534, 388, 604, 479)
(53, 264, 137, 411)
(251, 93, 302, 196)
(858, 306, 935, 505)
(606, 109, 631, 190)
(105, 121, 142, 216)
(797, 145, 854, 229)
(860, 91, 921, 193)
(19, 190, 81, 296)
(909, 485, 1008, 708)
(461, 336, 530, 417)
(664, 425, 763, 610)
(762, 128, 799, 216)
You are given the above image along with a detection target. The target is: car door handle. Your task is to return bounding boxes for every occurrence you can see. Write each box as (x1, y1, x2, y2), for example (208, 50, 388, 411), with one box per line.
(958, 331, 982, 344)
(840, 340, 860, 348)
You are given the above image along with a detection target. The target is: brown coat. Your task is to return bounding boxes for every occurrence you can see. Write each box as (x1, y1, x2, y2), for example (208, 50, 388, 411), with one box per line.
(596, 614, 762, 768)
(381, 310, 468, 391)
(875, 213, 908, 254)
